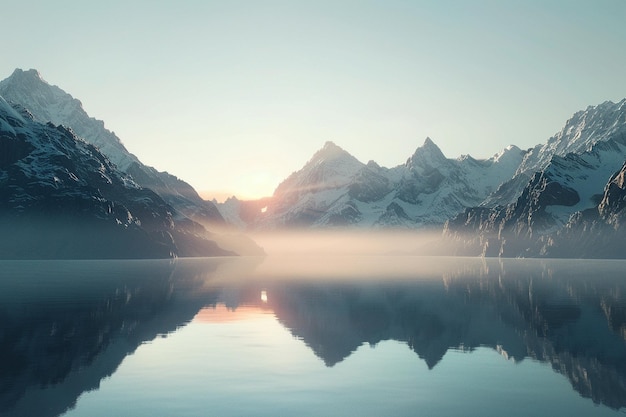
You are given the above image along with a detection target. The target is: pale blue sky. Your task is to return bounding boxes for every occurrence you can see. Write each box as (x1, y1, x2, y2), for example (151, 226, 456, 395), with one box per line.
(2, 1, 626, 199)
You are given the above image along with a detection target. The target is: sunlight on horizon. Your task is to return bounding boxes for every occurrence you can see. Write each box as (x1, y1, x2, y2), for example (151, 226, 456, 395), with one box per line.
(198, 170, 279, 202)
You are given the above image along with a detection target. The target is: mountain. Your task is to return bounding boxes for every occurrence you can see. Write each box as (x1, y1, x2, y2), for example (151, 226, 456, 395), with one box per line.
(222, 139, 525, 229)
(443, 101, 626, 258)
(0, 69, 225, 227)
(393, 139, 525, 225)
(257, 141, 366, 227)
(483, 99, 626, 207)
(0, 95, 231, 259)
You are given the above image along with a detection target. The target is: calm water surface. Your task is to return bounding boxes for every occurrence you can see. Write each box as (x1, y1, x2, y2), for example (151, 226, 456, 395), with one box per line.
(1, 256, 625, 416)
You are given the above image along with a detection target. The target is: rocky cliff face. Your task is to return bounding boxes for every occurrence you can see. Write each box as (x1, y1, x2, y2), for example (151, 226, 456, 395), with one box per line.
(0, 96, 231, 259)
(540, 161, 626, 258)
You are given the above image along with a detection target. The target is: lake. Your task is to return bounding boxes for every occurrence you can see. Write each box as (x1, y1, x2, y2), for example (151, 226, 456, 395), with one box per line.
(1, 256, 625, 416)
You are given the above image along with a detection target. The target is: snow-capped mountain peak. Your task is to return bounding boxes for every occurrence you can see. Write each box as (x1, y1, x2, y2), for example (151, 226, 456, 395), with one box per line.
(0, 68, 136, 170)
(274, 141, 364, 198)
(0, 68, 226, 227)
(516, 99, 626, 176)
(414, 137, 445, 158)
(493, 144, 523, 164)
(320, 140, 343, 153)
(309, 141, 358, 165)
(554, 99, 626, 150)
(6, 68, 46, 85)
(405, 137, 448, 174)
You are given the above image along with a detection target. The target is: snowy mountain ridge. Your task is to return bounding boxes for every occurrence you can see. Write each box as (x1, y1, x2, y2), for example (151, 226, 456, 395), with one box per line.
(0, 69, 138, 170)
(224, 138, 526, 229)
(519, 99, 626, 175)
(483, 99, 626, 207)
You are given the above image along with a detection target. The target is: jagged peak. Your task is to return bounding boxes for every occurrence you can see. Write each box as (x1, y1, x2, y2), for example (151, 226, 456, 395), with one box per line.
(492, 144, 523, 161)
(309, 140, 356, 164)
(407, 137, 447, 168)
(0, 69, 136, 169)
(562, 98, 626, 129)
(5, 68, 48, 86)
(587, 98, 626, 111)
(423, 136, 436, 146)
(0, 68, 79, 112)
(323, 140, 339, 149)
(273, 140, 364, 197)
(457, 153, 475, 162)
(418, 137, 444, 154)
(504, 144, 522, 152)
(454, 145, 524, 167)
(318, 140, 345, 156)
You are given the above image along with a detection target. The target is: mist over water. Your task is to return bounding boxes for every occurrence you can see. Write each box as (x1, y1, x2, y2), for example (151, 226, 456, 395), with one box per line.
(249, 229, 444, 256)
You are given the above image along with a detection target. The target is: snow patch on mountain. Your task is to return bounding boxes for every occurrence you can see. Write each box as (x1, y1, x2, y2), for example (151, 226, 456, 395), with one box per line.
(543, 139, 626, 227)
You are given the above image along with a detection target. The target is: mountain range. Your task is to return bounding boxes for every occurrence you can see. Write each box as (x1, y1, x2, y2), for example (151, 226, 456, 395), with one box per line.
(219, 139, 526, 228)
(220, 97, 626, 258)
(1, 67, 625, 258)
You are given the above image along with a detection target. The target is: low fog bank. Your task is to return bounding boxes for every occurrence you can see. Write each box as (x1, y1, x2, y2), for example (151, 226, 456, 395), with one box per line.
(248, 229, 445, 256)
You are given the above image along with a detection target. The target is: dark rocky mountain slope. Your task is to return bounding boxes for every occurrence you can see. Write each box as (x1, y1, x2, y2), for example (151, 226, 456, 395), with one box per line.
(0, 96, 231, 259)
(0, 69, 225, 227)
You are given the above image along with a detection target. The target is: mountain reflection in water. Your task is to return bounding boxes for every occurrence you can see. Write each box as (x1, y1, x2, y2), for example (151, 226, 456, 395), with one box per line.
(1, 257, 625, 416)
